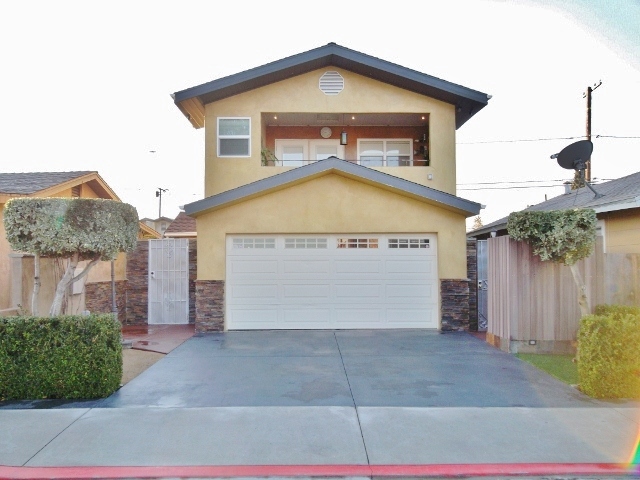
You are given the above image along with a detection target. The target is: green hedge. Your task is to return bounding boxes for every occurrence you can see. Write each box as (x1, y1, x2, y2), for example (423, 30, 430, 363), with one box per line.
(0, 314, 122, 401)
(594, 304, 640, 317)
(577, 309, 640, 399)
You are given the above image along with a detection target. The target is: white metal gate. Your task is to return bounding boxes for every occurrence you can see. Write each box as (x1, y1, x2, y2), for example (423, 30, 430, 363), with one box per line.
(148, 238, 189, 324)
(477, 239, 488, 332)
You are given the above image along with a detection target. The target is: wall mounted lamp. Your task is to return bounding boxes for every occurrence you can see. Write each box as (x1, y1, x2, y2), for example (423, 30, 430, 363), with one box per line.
(340, 130, 348, 145)
(490, 229, 497, 238)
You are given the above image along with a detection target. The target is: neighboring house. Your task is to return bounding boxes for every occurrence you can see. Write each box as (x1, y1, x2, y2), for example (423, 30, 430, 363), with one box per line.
(468, 171, 640, 353)
(174, 42, 490, 332)
(138, 223, 162, 240)
(140, 216, 174, 236)
(0, 171, 151, 316)
(469, 171, 640, 254)
(164, 211, 196, 238)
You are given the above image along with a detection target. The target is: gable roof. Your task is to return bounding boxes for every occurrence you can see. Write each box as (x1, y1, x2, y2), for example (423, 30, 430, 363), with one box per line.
(0, 171, 120, 202)
(173, 42, 490, 130)
(184, 157, 482, 218)
(469, 171, 640, 238)
(138, 222, 162, 240)
(164, 211, 197, 237)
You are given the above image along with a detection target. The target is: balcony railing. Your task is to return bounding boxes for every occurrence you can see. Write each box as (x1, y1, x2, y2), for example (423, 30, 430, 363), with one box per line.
(262, 158, 430, 167)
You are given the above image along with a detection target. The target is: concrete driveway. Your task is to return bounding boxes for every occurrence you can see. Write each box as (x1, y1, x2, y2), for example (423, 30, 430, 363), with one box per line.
(2, 329, 639, 473)
(100, 329, 601, 408)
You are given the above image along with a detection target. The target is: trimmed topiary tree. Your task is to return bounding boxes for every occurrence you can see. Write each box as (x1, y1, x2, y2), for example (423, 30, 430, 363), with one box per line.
(4, 198, 139, 317)
(507, 209, 597, 317)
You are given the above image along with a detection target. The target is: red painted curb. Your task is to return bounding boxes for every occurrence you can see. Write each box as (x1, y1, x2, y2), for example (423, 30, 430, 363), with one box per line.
(0, 463, 634, 479)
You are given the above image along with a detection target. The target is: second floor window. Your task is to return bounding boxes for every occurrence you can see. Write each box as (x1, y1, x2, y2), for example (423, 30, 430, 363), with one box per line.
(358, 139, 412, 166)
(218, 118, 251, 157)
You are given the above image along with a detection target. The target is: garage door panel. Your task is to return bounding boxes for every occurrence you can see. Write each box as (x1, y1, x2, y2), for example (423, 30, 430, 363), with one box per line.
(283, 283, 331, 300)
(230, 259, 279, 275)
(334, 307, 384, 325)
(229, 284, 279, 303)
(385, 259, 434, 274)
(283, 259, 331, 274)
(335, 284, 382, 298)
(387, 307, 437, 327)
(227, 234, 438, 330)
(386, 283, 435, 299)
(334, 259, 383, 274)
(282, 307, 331, 326)
(228, 307, 279, 328)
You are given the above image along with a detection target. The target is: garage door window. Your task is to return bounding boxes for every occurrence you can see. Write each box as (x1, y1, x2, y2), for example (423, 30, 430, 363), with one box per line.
(232, 238, 276, 249)
(337, 238, 379, 249)
(284, 238, 328, 249)
(389, 238, 430, 249)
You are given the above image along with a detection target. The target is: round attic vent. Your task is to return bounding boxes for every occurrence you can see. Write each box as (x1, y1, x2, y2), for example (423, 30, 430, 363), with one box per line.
(319, 71, 344, 95)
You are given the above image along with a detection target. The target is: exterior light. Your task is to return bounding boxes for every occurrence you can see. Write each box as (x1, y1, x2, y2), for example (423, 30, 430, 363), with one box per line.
(490, 229, 497, 238)
(340, 130, 348, 145)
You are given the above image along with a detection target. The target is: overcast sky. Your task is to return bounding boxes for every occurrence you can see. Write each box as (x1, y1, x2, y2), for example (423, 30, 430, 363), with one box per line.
(1, 0, 638, 228)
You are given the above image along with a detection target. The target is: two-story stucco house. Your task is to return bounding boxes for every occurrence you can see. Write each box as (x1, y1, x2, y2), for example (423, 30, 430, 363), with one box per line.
(173, 43, 490, 332)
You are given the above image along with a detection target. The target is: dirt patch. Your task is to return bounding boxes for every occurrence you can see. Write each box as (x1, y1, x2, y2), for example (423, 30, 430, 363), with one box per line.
(121, 348, 165, 385)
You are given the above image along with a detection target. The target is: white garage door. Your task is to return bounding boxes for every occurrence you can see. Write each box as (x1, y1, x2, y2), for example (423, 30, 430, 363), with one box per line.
(226, 234, 438, 330)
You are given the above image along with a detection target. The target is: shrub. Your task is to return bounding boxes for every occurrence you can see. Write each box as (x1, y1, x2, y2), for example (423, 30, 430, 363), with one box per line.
(0, 314, 122, 401)
(577, 311, 640, 399)
(594, 304, 640, 318)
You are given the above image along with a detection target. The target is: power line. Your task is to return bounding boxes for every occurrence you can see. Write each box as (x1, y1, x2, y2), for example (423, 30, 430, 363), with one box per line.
(457, 178, 568, 186)
(458, 184, 566, 191)
(596, 134, 640, 139)
(458, 133, 640, 145)
(458, 135, 586, 145)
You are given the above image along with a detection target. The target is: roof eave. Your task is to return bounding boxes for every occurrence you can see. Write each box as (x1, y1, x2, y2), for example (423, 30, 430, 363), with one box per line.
(184, 159, 481, 218)
(173, 43, 489, 129)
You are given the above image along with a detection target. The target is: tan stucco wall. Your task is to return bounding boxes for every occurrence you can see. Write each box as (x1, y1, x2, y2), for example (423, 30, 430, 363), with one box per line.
(203, 68, 456, 197)
(602, 209, 640, 254)
(196, 173, 467, 280)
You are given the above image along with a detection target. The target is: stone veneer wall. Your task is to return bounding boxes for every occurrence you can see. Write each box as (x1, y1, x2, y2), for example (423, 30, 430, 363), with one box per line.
(195, 280, 224, 332)
(466, 238, 478, 331)
(85, 280, 127, 320)
(124, 240, 149, 325)
(440, 279, 470, 331)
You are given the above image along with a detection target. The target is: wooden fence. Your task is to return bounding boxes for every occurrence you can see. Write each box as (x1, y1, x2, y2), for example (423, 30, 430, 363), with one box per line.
(486, 236, 639, 353)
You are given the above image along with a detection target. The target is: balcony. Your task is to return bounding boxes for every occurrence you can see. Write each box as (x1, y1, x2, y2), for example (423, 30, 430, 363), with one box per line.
(262, 112, 431, 168)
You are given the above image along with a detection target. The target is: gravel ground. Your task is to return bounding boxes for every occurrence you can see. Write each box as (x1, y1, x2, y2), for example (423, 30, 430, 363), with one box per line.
(121, 348, 165, 385)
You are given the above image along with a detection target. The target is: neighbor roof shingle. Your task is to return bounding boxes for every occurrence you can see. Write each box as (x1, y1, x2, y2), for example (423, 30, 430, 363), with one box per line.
(0, 171, 95, 195)
(469, 171, 640, 237)
(165, 211, 196, 234)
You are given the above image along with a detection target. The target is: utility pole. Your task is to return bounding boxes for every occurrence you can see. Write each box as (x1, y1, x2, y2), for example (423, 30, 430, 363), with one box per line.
(584, 80, 602, 182)
(156, 187, 168, 218)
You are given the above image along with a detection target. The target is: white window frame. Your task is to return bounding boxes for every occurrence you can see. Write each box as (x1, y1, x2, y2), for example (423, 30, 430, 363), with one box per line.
(357, 139, 413, 166)
(274, 139, 344, 166)
(217, 117, 251, 157)
(275, 139, 309, 166)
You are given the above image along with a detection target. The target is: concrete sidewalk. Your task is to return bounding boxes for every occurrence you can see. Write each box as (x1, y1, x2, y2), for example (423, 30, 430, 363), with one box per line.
(1, 405, 638, 478)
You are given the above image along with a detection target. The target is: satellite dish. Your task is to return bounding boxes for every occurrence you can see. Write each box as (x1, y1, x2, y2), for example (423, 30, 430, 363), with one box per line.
(551, 139, 603, 199)
(555, 140, 593, 171)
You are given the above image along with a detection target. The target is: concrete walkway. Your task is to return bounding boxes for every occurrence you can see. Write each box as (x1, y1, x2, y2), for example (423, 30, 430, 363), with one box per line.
(1, 330, 639, 479)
